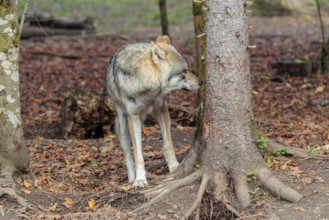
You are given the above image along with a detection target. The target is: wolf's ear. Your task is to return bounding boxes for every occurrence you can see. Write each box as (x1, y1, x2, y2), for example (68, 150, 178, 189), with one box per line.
(151, 42, 166, 64)
(156, 35, 171, 45)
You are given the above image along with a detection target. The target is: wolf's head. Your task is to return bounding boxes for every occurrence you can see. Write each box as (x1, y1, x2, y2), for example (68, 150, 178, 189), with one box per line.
(150, 35, 202, 94)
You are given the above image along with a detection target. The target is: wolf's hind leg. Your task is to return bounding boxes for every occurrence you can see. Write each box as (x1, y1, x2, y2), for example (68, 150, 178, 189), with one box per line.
(154, 103, 179, 172)
(116, 107, 135, 182)
(128, 115, 148, 188)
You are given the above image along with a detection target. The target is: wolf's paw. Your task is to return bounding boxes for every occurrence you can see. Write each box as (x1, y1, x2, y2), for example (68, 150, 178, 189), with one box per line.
(132, 178, 148, 188)
(168, 161, 180, 173)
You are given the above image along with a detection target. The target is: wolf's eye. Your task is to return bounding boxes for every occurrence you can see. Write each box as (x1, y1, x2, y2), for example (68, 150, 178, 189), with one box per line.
(181, 75, 186, 80)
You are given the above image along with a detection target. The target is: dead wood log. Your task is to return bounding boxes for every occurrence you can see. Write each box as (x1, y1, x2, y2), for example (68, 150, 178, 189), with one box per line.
(22, 13, 95, 30)
(20, 26, 96, 39)
(273, 60, 322, 77)
(20, 13, 95, 39)
(59, 86, 116, 139)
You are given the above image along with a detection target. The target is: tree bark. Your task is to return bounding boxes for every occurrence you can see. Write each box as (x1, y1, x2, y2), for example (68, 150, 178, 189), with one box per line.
(0, 1, 29, 179)
(137, 1, 302, 217)
(158, 0, 169, 36)
(194, 0, 301, 207)
(192, 0, 205, 72)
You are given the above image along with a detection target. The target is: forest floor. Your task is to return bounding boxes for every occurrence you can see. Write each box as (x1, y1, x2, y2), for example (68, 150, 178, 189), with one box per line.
(1, 14, 329, 219)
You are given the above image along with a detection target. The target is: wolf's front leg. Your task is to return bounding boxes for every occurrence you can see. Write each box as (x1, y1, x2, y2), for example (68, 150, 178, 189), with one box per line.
(154, 104, 179, 172)
(116, 107, 135, 182)
(128, 115, 148, 188)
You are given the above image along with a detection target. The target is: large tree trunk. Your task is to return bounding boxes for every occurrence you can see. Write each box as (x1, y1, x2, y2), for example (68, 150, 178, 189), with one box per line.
(137, 0, 302, 218)
(0, 1, 29, 180)
(193, 0, 302, 207)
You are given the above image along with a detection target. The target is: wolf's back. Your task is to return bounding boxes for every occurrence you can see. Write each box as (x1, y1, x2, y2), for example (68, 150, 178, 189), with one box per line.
(106, 42, 155, 109)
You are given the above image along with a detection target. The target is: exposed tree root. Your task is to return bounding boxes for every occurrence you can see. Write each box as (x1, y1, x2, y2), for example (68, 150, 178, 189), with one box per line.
(133, 169, 203, 213)
(213, 172, 241, 217)
(267, 141, 329, 160)
(134, 160, 303, 218)
(183, 173, 209, 219)
(268, 141, 309, 159)
(0, 177, 35, 211)
(256, 167, 303, 203)
(232, 173, 250, 208)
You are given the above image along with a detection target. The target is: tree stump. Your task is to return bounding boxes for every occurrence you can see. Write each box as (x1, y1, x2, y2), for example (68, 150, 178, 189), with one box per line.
(273, 59, 322, 77)
(59, 86, 116, 139)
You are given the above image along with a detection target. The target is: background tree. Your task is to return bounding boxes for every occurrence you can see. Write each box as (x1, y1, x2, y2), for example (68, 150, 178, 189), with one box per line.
(158, 0, 169, 36)
(0, 0, 29, 204)
(136, 0, 302, 218)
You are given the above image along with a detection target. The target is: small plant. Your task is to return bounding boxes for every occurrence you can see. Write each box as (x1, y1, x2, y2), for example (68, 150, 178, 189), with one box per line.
(256, 135, 269, 150)
(272, 147, 294, 157)
(306, 145, 318, 154)
(193, 157, 202, 171)
(247, 172, 257, 182)
(288, 123, 296, 131)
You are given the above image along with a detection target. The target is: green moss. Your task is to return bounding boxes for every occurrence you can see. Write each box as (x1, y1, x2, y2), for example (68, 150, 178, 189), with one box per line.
(193, 155, 202, 170)
(192, 1, 203, 16)
(0, 0, 12, 9)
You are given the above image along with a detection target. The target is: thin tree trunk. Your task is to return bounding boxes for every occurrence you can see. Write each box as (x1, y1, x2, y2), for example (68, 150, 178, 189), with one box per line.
(158, 0, 169, 36)
(192, 0, 205, 72)
(0, 0, 29, 179)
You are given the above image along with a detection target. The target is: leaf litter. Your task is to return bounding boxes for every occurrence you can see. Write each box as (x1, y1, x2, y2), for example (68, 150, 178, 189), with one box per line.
(4, 21, 329, 218)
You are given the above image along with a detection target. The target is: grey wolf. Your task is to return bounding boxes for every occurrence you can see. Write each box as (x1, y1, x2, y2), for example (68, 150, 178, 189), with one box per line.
(106, 35, 201, 188)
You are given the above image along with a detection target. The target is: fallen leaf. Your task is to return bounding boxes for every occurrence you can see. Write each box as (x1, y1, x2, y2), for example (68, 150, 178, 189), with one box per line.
(223, 199, 232, 204)
(157, 214, 167, 219)
(320, 144, 329, 153)
(315, 176, 325, 183)
(106, 134, 116, 139)
(302, 177, 313, 185)
(144, 151, 155, 158)
(143, 127, 154, 135)
(295, 207, 305, 212)
(256, 210, 265, 216)
(255, 200, 264, 207)
(22, 180, 32, 188)
(120, 184, 132, 191)
(49, 203, 58, 211)
(290, 166, 304, 175)
(21, 188, 31, 194)
(316, 85, 324, 93)
(63, 197, 73, 209)
(100, 143, 114, 154)
(88, 198, 96, 210)
(280, 163, 288, 170)
(239, 210, 249, 217)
